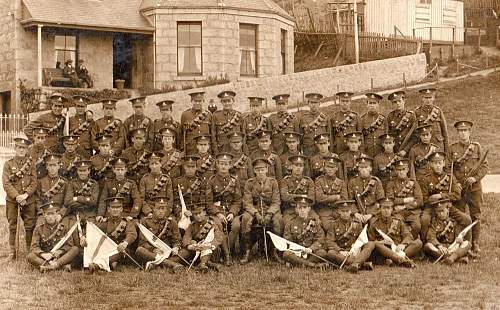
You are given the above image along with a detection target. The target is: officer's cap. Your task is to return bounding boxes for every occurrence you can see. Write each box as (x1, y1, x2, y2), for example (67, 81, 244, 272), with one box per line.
(106, 196, 124, 207)
(252, 157, 271, 168)
(388, 91, 406, 101)
(156, 100, 174, 110)
(294, 195, 313, 206)
(218, 91, 236, 100)
(365, 92, 383, 102)
(305, 93, 323, 103)
(272, 94, 290, 104)
(454, 120, 473, 130)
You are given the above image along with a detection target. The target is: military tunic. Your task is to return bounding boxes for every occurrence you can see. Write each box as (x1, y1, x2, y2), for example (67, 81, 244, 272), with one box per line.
(122, 146, 150, 182)
(139, 172, 173, 217)
(69, 113, 94, 157)
(60, 152, 82, 180)
(173, 175, 205, 217)
(180, 109, 216, 155)
(160, 148, 183, 179)
(213, 109, 244, 153)
(314, 176, 348, 228)
(149, 118, 181, 151)
(123, 114, 153, 147)
(283, 215, 324, 251)
(279, 175, 315, 217)
(182, 217, 223, 249)
(309, 152, 342, 180)
(281, 150, 311, 177)
(249, 149, 283, 179)
(373, 152, 398, 188)
(90, 153, 114, 185)
(368, 216, 413, 245)
(348, 176, 385, 215)
(360, 112, 386, 158)
(205, 173, 242, 217)
(229, 151, 253, 192)
(414, 104, 448, 152)
(340, 150, 362, 180)
(96, 217, 138, 264)
(138, 216, 182, 250)
(427, 218, 462, 247)
(98, 178, 142, 218)
(408, 142, 439, 182)
(269, 111, 300, 155)
(325, 218, 363, 251)
(385, 109, 416, 152)
(90, 116, 127, 154)
(24, 111, 65, 152)
(299, 111, 331, 156)
(386, 177, 423, 238)
(195, 153, 216, 184)
(331, 110, 361, 154)
(64, 178, 99, 220)
(37, 175, 68, 214)
(242, 113, 271, 155)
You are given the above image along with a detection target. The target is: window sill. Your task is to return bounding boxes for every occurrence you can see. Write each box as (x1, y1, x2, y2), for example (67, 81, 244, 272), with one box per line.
(174, 75, 206, 81)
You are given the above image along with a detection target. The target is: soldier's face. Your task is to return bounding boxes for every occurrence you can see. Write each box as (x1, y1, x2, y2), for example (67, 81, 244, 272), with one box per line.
(250, 105, 261, 114)
(222, 99, 233, 110)
(47, 162, 60, 176)
(380, 205, 393, 218)
(104, 107, 115, 117)
(113, 166, 127, 179)
(77, 167, 90, 180)
(457, 128, 471, 141)
(44, 209, 59, 225)
(52, 104, 63, 115)
(217, 160, 231, 174)
(132, 135, 146, 148)
(358, 165, 372, 178)
(162, 135, 175, 148)
(309, 101, 319, 113)
(14, 144, 28, 157)
(75, 105, 86, 114)
(34, 134, 47, 145)
(419, 132, 431, 144)
(339, 99, 350, 110)
(367, 102, 378, 113)
(395, 167, 408, 179)
(435, 205, 449, 220)
(339, 208, 351, 220)
(196, 141, 210, 154)
(431, 159, 445, 173)
(258, 137, 271, 151)
(149, 161, 162, 173)
(422, 95, 435, 105)
(108, 206, 122, 218)
(324, 164, 338, 177)
(193, 211, 206, 223)
(99, 143, 111, 155)
(316, 141, 329, 153)
(192, 100, 203, 111)
(295, 204, 310, 219)
(346, 139, 361, 151)
(183, 164, 197, 176)
(229, 140, 243, 151)
(254, 165, 268, 178)
(394, 98, 405, 110)
(64, 142, 77, 153)
(133, 104, 144, 116)
(382, 141, 395, 153)
(277, 103, 286, 112)
(153, 206, 168, 219)
(291, 162, 304, 176)
(286, 139, 299, 151)
(161, 108, 172, 119)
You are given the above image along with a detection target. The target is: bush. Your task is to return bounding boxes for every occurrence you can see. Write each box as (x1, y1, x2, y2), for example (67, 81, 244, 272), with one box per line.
(138, 84, 177, 96)
(18, 79, 42, 114)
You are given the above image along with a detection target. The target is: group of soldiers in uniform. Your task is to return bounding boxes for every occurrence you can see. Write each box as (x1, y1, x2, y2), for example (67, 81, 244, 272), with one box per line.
(1, 86, 488, 273)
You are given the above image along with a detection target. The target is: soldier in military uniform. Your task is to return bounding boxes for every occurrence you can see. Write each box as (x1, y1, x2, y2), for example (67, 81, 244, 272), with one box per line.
(180, 92, 216, 155)
(90, 99, 126, 156)
(60, 135, 82, 180)
(97, 157, 142, 222)
(2, 137, 37, 258)
(282, 196, 328, 268)
(122, 128, 150, 182)
(173, 155, 205, 219)
(280, 155, 315, 221)
(331, 92, 361, 154)
(193, 134, 216, 184)
(36, 153, 68, 217)
(309, 131, 339, 180)
(423, 198, 472, 265)
(385, 91, 417, 153)
(150, 100, 181, 151)
(175, 206, 224, 272)
(385, 159, 423, 239)
(64, 160, 99, 221)
(419, 151, 472, 241)
(348, 155, 385, 223)
(227, 131, 253, 193)
(339, 131, 364, 181)
(250, 130, 282, 179)
(27, 127, 51, 179)
(408, 124, 439, 183)
(368, 198, 422, 268)
(360, 93, 386, 158)
(280, 131, 309, 177)
(135, 196, 184, 272)
(69, 95, 94, 158)
(205, 153, 242, 264)
(240, 158, 282, 263)
(325, 200, 375, 273)
(139, 152, 173, 219)
(24, 93, 67, 153)
(448, 120, 488, 256)
(268, 94, 300, 155)
(414, 87, 449, 153)
(299, 93, 331, 156)
(93, 197, 138, 271)
(90, 134, 115, 186)
(26, 202, 79, 271)
(124, 97, 152, 148)
(373, 134, 402, 189)
(242, 97, 271, 154)
(159, 126, 183, 179)
(314, 155, 348, 230)
(212, 91, 244, 153)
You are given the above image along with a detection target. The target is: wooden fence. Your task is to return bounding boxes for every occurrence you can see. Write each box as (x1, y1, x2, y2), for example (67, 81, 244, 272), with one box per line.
(0, 114, 29, 149)
(463, 0, 500, 9)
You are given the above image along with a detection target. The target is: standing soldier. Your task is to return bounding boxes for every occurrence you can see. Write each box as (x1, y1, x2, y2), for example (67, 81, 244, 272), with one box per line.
(250, 130, 282, 179)
(227, 131, 253, 193)
(414, 87, 449, 153)
(242, 97, 271, 154)
(159, 126, 184, 179)
(24, 93, 67, 153)
(240, 158, 282, 263)
(69, 95, 94, 158)
(299, 93, 331, 156)
(97, 157, 142, 222)
(193, 134, 216, 184)
(212, 91, 243, 153)
(309, 131, 338, 180)
(331, 92, 361, 154)
(122, 128, 150, 182)
(90, 135, 115, 186)
(385, 91, 417, 153)
(173, 155, 205, 218)
(449, 120, 488, 256)
(91, 99, 126, 156)
(27, 127, 50, 179)
(280, 155, 315, 221)
(60, 135, 82, 180)
(314, 155, 348, 230)
(2, 136, 37, 258)
(340, 131, 364, 181)
(124, 97, 152, 147)
(64, 160, 99, 221)
(36, 153, 68, 217)
(280, 131, 309, 177)
(150, 100, 181, 151)
(139, 152, 173, 219)
(269, 94, 300, 155)
(408, 124, 439, 183)
(373, 134, 402, 189)
(180, 92, 216, 155)
(361, 93, 386, 158)
(385, 159, 423, 239)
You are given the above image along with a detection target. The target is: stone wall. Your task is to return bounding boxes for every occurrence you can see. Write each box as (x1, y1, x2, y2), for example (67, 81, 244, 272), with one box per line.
(0, 0, 17, 107)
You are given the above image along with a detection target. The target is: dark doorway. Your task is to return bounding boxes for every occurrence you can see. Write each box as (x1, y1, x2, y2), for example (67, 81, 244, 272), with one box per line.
(113, 34, 133, 88)
(0, 91, 11, 114)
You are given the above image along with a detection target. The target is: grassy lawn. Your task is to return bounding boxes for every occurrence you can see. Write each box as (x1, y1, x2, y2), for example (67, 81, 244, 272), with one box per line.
(0, 193, 499, 309)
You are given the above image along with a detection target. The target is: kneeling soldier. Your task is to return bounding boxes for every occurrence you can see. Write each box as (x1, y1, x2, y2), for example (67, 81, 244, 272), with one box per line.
(282, 196, 328, 268)
(27, 202, 79, 272)
(423, 198, 471, 265)
(326, 200, 375, 273)
(136, 196, 184, 272)
(369, 198, 422, 268)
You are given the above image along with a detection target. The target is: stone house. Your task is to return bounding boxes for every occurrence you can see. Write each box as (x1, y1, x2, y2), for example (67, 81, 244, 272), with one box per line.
(0, 0, 295, 113)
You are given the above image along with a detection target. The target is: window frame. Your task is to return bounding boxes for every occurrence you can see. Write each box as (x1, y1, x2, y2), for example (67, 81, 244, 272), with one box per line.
(280, 29, 287, 75)
(239, 23, 258, 77)
(54, 34, 78, 67)
(177, 21, 203, 76)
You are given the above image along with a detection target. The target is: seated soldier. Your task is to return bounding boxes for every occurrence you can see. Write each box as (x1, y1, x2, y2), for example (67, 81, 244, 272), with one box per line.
(326, 200, 375, 273)
(423, 198, 471, 265)
(282, 196, 328, 269)
(27, 202, 79, 272)
(97, 157, 142, 222)
(368, 198, 422, 268)
(240, 158, 282, 264)
(139, 152, 173, 219)
(90, 134, 115, 187)
(227, 131, 253, 193)
(408, 124, 438, 183)
(373, 134, 400, 189)
(314, 155, 348, 230)
(174, 205, 224, 272)
(92, 197, 138, 271)
(136, 196, 184, 272)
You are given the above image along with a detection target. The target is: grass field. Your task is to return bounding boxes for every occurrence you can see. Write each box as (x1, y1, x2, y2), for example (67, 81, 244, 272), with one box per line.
(0, 193, 499, 309)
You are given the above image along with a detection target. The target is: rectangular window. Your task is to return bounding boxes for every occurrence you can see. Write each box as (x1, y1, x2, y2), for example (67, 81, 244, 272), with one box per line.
(239, 24, 258, 77)
(54, 35, 77, 67)
(419, 0, 431, 4)
(177, 22, 202, 76)
(281, 29, 287, 75)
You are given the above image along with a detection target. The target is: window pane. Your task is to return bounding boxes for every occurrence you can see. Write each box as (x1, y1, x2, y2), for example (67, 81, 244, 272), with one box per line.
(190, 24, 201, 46)
(178, 47, 201, 74)
(66, 36, 76, 49)
(177, 22, 203, 75)
(55, 36, 66, 49)
(240, 24, 256, 49)
(178, 24, 190, 46)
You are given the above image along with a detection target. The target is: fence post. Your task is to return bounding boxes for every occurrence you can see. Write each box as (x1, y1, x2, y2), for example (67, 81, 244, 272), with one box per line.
(429, 27, 433, 62)
(370, 78, 374, 90)
(403, 73, 407, 90)
(413, 28, 416, 38)
(451, 27, 455, 59)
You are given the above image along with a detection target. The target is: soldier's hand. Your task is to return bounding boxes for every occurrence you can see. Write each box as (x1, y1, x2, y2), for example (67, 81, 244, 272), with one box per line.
(80, 236, 87, 248)
(438, 245, 448, 255)
(456, 236, 464, 244)
(41, 252, 53, 261)
(117, 241, 128, 253)
(396, 244, 406, 252)
(397, 150, 407, 157)
(16, 193, 28, 204)
(302, 248, 313, 255)
(109, 149, 115, 157)
(153, 248, 162, 255)
(340, 250, 349, 257)
(465, 177, 477, 186)
(264, 214, 273, 226)
(254, 213, 264, 225)
(394, 205, 406, 212)
(403, 197, 415, 204)
(199, 243, 212, 251)
(184, 210, 192, 218)
(95, 216, 105, 223)
(53, 250, 63, 258)
(172, 246, 180, 255)
(217, 213, 227, 224)
(126, 216, 133, 221)
(226, 213, 234, 222)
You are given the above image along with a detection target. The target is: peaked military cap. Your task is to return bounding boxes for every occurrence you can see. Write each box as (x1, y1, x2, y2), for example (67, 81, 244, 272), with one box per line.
(216, 152, 233, 161)
(159, 126, 177, 137)
(314, 131, 330, 142)
(218, 91, 236, 99)
(75, 160, 92, 169)
(189, 92, 205, 101)
(106, 196, 125, 207)
(248, 97, 265, 106)
(428, 151, 447, 162)
(336, 91, 354, 99)
(227, 131, 245, 141)
(289, 154, 307, 165)
(129, 96, 146, 105)
(284, 130, 302, 141)
(272, 94, 290, 103)
(431, 197, 452, 207)
(61, 135, 79, 144)
(294, 195, 314, 205)
(152, 195, 170, 206)
(378, 133, 395, 142)
(72, 95, 90, 106)
(96, 134, 113, 144)
(344, 131, 363, 140)
(256, 130, 272, 139)
(378, 197, 394, 207)
(191, 205, 206, 214)
(43, 153, 62, 163)
(110, 157, 128, 166)
(305, 93, 323, 102)
(252, 157, 271, 167)
(13, 136, 31, 147)
(182, 155, 200, 164)
(50, 93, 67, 104)
(393, 158, 410, 169)
(156, 100, 174, 109)
(194, 133, 211, 143)
(336, 199, 356, 210)
(146, 152, 164, 162)
(40, 202, 60, 212)
(33, 127, 49, 136)
(416, 124, 432, 134)
(356, 154, 373, 165)
(324, 154, 342, 165)
(454, 120, 473, 129)
(418, 87, 437, 96)
(388, 91, 406, 101)
(129, 128, 146, 137)
(365, 92, 383, 101)
(101, 99, 117, 108)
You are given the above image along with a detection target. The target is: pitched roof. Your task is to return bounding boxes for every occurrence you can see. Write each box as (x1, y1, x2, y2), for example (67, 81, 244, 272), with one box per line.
(140, 0, 294, 21)
(21, 0, 154, 33)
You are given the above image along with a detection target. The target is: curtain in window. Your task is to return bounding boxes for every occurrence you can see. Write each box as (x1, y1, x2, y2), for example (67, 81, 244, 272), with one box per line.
(178, 48, 185, 73)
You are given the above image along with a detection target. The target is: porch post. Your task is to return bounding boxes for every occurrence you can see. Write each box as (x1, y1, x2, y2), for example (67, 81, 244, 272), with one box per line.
(37, 24, 43, 87)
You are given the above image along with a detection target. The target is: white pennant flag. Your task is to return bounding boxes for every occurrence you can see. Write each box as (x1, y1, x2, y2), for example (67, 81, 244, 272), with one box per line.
(267, 231, 307, 258)
(49, 221, 78, 255)
(376, 228, 407, 259)
(137, 223, 173, 269)
(177, 185, 191, 230)
(83, 222, 119, 272)
(348, 225, 368, 257)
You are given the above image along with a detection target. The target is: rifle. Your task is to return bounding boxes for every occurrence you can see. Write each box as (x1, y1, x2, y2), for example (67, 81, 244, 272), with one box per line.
(399, 119, 418, 152)
(463, 149, 489, 191)
(14, 205, 21, 260)
(260, 196, 269, 262)
(448, 161, 454, 194)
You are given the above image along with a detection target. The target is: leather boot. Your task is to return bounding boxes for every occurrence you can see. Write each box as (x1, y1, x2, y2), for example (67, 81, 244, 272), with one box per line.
(198, 255, 210, 273)
(271, 247, 284, 264)
(162, 259, 184, 273)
